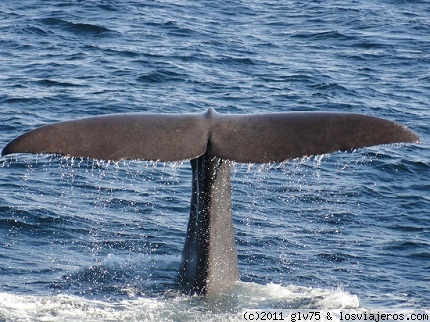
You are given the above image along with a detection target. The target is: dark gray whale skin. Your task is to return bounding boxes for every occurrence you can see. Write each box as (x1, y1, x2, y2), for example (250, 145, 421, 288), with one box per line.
(2, 108, 419, 295)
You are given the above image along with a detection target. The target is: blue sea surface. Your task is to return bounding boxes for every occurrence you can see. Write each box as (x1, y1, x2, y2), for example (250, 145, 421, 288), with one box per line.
(0, 0, 429, 320)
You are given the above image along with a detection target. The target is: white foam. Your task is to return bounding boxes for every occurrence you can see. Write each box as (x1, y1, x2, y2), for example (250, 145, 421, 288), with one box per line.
(234, 282, 359, 309)
(0, 282, 360, 321)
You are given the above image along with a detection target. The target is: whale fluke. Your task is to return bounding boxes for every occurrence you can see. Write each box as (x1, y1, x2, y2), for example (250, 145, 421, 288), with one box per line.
(209, 111, 418, 163)
(1, 109, 419, 295)
(2, 113, 210, 162)
(2, 109, 419, 162)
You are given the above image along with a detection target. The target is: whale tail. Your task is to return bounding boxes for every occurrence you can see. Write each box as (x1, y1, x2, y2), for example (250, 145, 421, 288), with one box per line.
(1, 109, 419, 162)
(1, 109, 419, 295)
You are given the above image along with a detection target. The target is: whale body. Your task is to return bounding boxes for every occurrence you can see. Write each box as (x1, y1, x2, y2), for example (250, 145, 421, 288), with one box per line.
(2, 108, 419, 295)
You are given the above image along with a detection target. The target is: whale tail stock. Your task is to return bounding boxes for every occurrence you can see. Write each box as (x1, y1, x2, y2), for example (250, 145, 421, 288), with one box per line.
(1, 109, 419, 295)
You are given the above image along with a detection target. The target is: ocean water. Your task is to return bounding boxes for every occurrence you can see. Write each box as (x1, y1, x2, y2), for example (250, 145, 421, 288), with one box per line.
(0, 0, 429, 321)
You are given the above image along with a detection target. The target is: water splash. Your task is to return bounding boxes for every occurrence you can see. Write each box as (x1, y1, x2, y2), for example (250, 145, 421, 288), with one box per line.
(0, 283, 360, 322)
